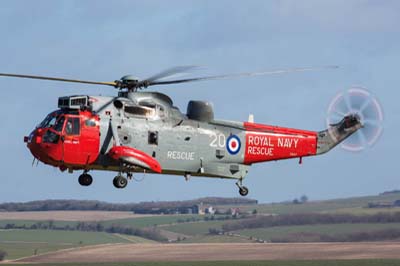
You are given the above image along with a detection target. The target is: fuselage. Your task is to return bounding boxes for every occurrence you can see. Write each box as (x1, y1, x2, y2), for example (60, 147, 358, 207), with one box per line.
(25, 92, 322, 181)
(26, 91, 360, 182)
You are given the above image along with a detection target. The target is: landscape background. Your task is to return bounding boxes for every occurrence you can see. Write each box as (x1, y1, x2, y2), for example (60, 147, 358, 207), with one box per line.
(2, 191, 400, 264)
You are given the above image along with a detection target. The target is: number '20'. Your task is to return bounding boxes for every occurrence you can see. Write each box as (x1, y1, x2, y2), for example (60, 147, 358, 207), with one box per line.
(210, 134, 226, 148)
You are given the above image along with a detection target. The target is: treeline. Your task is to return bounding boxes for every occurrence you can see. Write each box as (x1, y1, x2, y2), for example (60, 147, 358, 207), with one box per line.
(0, 221, 167, 242)
(0, 197, 257, 212)
(222, 212, 400, 231)
(270, 229, 400, 243)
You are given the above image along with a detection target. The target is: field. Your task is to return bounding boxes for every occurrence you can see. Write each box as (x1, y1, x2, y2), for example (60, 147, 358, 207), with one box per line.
(218, 193, 400, 215)
(101, 214, 202, 228)
(181, 234, 252, 243)
(0, 229, 153, 259)
(7, 242, 400, 263)
(235, 223, 400, 241)
(1, 193, 400, 263)
(0, 211, 146, 221)
(162, 220, 226, 235)
(2, 260, 400, 266)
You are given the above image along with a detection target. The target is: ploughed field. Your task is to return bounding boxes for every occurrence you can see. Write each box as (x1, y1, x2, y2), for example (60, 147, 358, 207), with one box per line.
(12, 242, 400, 263)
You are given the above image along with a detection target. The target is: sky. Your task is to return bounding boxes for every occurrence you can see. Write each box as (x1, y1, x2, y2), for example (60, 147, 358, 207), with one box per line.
(0, 0, 399, 203)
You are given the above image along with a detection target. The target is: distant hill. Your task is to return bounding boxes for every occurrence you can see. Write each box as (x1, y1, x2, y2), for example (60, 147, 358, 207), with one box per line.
(215, 191, 400, 215)
(0, 197, 257, 213)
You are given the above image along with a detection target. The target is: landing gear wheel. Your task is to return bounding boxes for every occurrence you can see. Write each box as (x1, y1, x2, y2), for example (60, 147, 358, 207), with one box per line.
(78, 174, 93, 186)
(113, 175, 128, 189)
(239, 186, 249, 196)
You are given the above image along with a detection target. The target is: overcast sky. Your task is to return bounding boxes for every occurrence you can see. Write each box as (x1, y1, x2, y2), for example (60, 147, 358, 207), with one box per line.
(0, 1, 399, 203)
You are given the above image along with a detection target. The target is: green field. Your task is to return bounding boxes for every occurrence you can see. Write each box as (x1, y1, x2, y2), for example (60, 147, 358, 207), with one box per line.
(0, 220, 78, 228)
(0, 215, 208, 230)
(0, 229, 136, 259)
(1, 260, 400, 266)
(162, 220, 227, 235)
(181, 234, 253, 243)
(235, 223, 400, 241)
(101, 214, 203, 228)
(218, 193, 400, 215)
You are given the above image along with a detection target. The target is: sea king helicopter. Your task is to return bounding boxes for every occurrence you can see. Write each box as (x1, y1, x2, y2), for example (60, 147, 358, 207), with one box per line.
(0, 66, 383, 196)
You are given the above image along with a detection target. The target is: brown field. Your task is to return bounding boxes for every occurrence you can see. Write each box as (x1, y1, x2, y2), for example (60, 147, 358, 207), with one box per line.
(13, 242, 400, 263)
(0, 211, 154, 221)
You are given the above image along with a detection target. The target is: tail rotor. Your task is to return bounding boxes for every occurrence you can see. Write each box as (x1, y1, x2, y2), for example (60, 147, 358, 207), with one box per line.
(326, 87, 383, 152)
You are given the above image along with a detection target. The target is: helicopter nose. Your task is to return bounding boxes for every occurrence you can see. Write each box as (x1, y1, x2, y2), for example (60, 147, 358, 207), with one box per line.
(25, 128, 45, 161)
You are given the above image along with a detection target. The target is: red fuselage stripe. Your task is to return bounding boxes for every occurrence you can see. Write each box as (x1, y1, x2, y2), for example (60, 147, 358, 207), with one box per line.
(243, 122, 317, 164)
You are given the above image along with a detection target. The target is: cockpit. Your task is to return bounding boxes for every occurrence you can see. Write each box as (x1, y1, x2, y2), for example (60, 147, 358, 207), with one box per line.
(26, 108, 100, 167)
(36, 110, 82, 144)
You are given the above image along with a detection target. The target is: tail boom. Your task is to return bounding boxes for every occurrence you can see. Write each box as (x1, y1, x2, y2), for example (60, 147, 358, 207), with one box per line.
(243, 122, 317, 164)
(242, 114, 362, 164)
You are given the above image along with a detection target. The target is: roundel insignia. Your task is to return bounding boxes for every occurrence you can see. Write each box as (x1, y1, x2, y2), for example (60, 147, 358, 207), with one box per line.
(226, 135, 241, 155)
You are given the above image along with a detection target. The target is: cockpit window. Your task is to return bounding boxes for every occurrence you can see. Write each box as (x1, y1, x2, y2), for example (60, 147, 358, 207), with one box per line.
(38, 112, 60, 128)
(53, 117, 65, 132)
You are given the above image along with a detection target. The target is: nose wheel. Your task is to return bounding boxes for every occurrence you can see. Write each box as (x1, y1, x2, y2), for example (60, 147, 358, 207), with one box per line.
(78, 173, 93, 186)
(236, 180, 249, 196)
(113, 175, 128, 189)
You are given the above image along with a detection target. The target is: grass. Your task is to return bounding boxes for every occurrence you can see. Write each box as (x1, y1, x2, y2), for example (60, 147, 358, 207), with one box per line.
(162, 220, 227, 235)
(1, 260, 400, 266)
(218, 193, 400, 215)
(112, 233, 157, 243)
(0, 242, 73, 260)
(0, 229, 129, 259)
(101, 214, 203, 228)
(235, 223, 400, 241)
(181, 234, 253, 243)
(0, 214, 206, 231)
(0, 229, 126, 244)
(0, 220, 78, 228)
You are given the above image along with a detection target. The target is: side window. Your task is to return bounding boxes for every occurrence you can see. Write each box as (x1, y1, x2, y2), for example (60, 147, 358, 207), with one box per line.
(157, 105, 165, 117)
(66, 117, 80, 135)
(148, 131, 158, 145)
(85, 119, 97, 127)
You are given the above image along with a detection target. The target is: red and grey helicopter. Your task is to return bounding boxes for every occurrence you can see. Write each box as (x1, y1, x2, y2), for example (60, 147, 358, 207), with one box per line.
(0, 66, 383, 196)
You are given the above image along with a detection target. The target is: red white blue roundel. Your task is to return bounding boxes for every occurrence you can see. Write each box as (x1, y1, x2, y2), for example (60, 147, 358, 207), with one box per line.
(227, 135, 241, 155)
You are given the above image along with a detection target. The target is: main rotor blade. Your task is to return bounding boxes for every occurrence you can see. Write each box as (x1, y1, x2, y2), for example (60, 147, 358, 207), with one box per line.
(0, 73, 117, 87)
(148, 66, 338, 87)
(142, 65, 200, 83)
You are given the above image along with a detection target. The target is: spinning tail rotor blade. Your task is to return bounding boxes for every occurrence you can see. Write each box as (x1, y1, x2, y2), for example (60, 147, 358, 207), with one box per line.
(326, 87, 383, 152)
(0, 73, 117, 87)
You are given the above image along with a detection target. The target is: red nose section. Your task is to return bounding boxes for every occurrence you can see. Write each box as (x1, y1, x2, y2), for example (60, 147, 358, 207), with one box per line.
(108, 146, 162, 173)
(26, 110, 100, 168)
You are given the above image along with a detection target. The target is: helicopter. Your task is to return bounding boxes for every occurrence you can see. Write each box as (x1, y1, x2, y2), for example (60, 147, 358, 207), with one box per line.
(0, 66, 382, 196)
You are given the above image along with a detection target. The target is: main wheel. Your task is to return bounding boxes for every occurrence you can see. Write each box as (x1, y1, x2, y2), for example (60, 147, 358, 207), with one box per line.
(113, 175, 128, 189)
(239, 186, 249, 196)
(78, 174, 93, 186)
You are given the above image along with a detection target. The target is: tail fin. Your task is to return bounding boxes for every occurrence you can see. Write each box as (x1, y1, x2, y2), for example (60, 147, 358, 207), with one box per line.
(316, 114, 363, 154)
